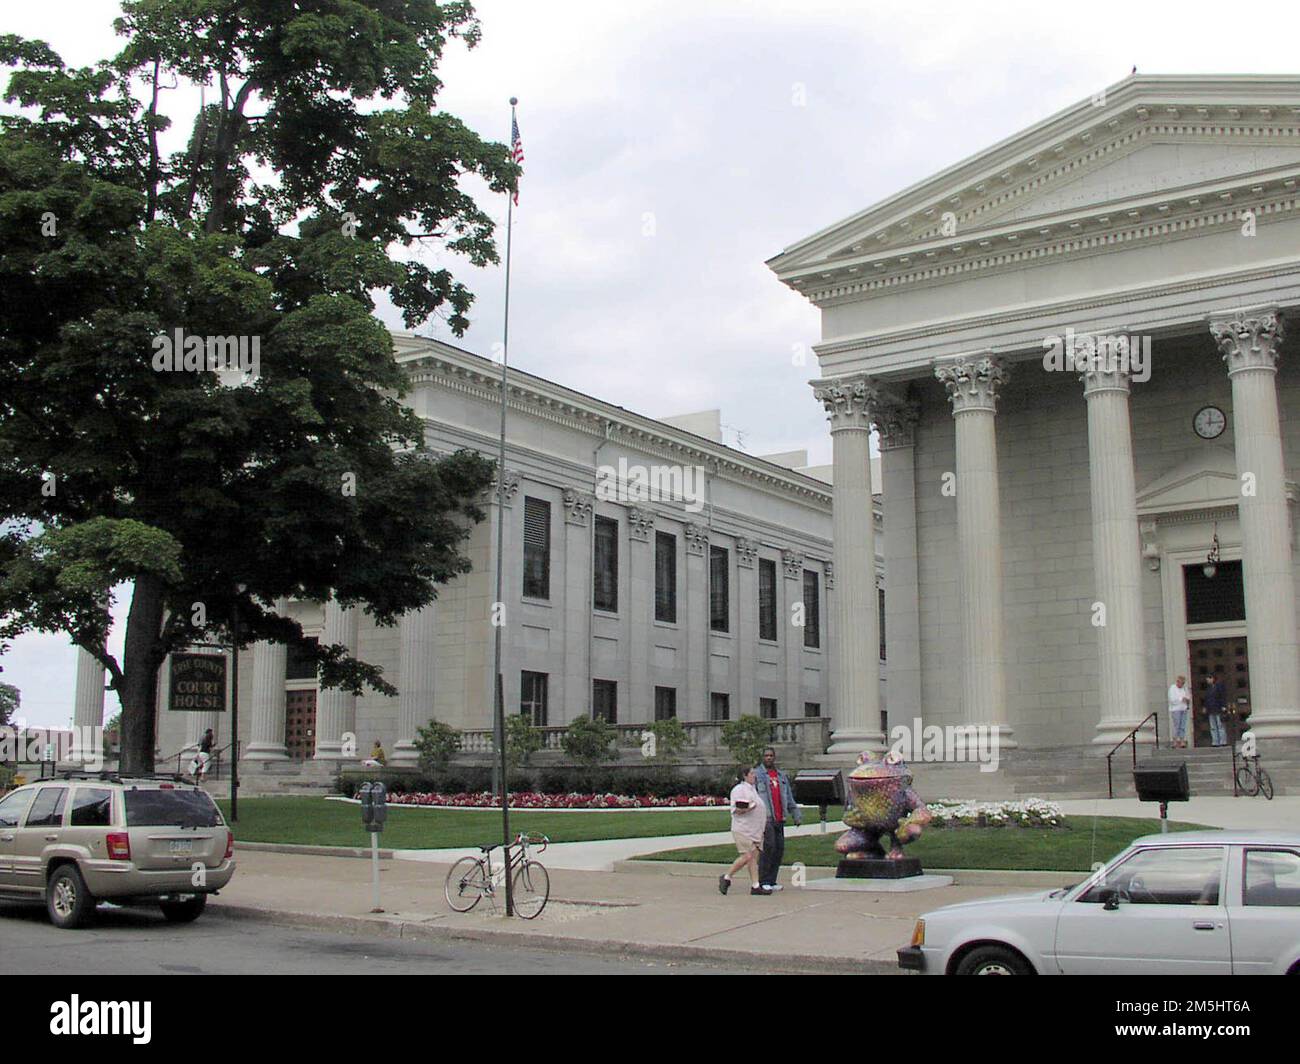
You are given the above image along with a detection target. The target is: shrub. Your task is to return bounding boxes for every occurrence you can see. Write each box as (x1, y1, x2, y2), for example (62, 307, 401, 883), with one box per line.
(561, 716, 616, 785)
(721, 715, 773, 770)
(644, 717, 689, 764)
(414, 720, 462, 774)
(505, 714, 543, 769)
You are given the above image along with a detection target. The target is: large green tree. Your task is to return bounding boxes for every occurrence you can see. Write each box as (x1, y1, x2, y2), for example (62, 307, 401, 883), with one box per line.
(0, 2, 516, 771)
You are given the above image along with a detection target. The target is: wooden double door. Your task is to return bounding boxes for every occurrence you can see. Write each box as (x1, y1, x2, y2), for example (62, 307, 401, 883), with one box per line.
(285, 688, 317, 760)
(1187, 637, 1250, 747)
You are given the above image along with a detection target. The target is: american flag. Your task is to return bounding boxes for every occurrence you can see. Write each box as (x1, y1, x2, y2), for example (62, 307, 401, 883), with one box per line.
(510, 113, 524, 205)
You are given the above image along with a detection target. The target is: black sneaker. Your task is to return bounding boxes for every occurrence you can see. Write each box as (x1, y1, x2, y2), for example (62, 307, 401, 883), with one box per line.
(750, 885, 772, 896)
(718, 875, 730, 895)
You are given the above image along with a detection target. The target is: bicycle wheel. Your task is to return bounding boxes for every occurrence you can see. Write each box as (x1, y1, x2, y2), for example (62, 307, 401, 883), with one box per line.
(1258, 768, 1275, 801)
(445, 856, 488, 912)
(511, 860, 550, 919)
(1235, 765, 1257, 796)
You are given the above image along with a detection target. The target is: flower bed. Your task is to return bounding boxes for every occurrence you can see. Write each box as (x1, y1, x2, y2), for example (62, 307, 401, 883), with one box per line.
(925, 798, 1064, 828)
(387, 790, 728, 809)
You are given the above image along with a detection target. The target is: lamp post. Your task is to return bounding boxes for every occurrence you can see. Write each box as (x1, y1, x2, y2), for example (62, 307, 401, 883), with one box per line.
(230, 585, 245, 822)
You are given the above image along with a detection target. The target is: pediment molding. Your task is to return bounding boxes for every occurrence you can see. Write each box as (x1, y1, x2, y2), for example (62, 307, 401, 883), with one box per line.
(1136, 446, 1297, 519)
(771, 78, 1300, 306)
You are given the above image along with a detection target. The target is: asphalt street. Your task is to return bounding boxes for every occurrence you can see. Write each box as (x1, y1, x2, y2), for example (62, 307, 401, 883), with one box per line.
(0, 902, 745, 975)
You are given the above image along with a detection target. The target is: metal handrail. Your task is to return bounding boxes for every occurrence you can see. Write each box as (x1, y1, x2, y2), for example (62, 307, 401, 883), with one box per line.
(1105, 712, 1159, 798)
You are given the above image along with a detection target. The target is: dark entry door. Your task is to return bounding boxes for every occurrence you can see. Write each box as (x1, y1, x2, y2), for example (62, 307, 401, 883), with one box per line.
(1187, 637, 1250, 747)
(285, 688, 317, 760)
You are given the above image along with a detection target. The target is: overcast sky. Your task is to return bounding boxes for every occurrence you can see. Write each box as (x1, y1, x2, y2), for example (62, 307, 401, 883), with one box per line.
(5, 0, 1300, 726)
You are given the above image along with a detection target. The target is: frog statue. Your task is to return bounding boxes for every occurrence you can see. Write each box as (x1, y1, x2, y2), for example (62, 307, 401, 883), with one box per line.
(835, 750, 932, 861)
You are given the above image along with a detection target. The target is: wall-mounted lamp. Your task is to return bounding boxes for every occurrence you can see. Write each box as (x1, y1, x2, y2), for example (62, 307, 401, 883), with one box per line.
(1203, 526, 1221, 579)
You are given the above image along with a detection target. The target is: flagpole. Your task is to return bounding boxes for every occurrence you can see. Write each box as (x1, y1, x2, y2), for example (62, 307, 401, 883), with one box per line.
(492, 96, 519, 917)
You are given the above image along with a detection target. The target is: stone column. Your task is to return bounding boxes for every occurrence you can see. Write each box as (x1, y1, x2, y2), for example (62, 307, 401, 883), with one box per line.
(781, 548, 804, 719)
(628, 507, 655, 722)
(812, 375, 884, 753)
(70, 645, 106, 763)
(934, 355, 1015, 746)
(1210, 308, 1300, 737)
(244, 598, 290, 761)
(314, 597, 360, 761)
(391, 602, 437, 766)
(877, 399, 922, 738)
(735, 538, 758, 718)
(684, 523, 710, 720)
(1081, 354, 1149, 746)
(562, 489, 594, 724)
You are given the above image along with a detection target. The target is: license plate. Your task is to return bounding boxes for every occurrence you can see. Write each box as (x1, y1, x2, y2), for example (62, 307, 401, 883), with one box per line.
(168, 840, 193, 855)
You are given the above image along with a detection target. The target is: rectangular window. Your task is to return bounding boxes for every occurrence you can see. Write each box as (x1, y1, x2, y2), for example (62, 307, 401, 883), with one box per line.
(285, 637, 320, 681)
(25, 787, 68, 828)
(593, 679, 618, 723)
(879, 586, 886, 661)
(804, 702, 821, 718)
(523, 497, 551, 600)
(710, 692, 730, 721)
(655, 531, 677, 623)
(710, 545, 729, 632)
(70, 787, 113, 827)
(654, 686, 677, 720)
(520, 670, 548, 727)
(759, 697, 778, 720)
(758, 558, 777, 641)
(594, 515, 618, 613)
(803, 570, 820, 649)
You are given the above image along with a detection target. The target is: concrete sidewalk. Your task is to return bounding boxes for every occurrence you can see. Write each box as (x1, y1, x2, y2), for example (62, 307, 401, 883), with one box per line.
(211, 848, 1012, 973)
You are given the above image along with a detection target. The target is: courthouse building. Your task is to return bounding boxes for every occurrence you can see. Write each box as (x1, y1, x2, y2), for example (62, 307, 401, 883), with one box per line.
(770, 74, 1300, 753)
(73, 336, 883, 775)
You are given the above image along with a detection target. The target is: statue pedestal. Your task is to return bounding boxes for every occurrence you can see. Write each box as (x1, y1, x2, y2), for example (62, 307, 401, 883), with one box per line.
(836, 857, 923, 880)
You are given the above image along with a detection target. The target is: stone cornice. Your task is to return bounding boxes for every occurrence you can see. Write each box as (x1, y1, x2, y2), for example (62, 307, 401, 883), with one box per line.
(396, 337, 832, 507)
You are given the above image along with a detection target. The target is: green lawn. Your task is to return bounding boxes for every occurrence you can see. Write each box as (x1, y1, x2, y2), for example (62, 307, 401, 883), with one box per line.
(215, 797, 822, 850)
(634, 817, 1213, 872)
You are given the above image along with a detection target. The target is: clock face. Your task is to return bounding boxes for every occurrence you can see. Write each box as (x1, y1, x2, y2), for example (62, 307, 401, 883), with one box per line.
(1193, 406, 1227, 440)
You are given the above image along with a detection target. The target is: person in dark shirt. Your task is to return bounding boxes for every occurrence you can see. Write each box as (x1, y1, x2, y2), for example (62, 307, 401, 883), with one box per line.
(1204, 671, 1228, 747)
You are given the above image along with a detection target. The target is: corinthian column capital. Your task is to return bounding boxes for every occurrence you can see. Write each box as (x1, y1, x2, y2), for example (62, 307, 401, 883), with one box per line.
(873, 396, 920, 450)
(935, 354, 1008, 414)
(1210, 307, 1285, 375)
(811, 373, 879, 432)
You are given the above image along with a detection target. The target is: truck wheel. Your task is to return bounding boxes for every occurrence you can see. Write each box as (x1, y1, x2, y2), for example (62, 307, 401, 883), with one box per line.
(47, 864, 96, 930)
(955, 945, 1032, 975)
(159, 894, 208, 923)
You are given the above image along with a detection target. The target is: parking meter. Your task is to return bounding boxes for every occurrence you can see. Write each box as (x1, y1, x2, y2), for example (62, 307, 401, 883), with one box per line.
(358, 782, 374, 829)
(369, 782, 387, 832)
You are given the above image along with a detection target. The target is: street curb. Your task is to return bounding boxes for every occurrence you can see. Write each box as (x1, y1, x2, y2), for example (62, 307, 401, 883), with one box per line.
(236, 842, 395, 859)
(206, 903, 898, 975)
(615, 860, 1078, 887)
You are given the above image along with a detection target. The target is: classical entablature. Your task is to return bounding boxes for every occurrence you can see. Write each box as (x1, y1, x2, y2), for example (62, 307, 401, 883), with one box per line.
(768, 76, 1300, 377)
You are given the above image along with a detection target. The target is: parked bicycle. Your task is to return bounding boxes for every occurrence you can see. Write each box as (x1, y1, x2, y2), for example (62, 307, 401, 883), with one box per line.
(444, 833, 550, 918)
(1234, 748, 1274, 800)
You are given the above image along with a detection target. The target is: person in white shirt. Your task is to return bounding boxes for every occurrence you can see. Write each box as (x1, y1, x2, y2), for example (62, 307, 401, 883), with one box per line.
(1167, 675, 1192, 749)
(719, 768, 770, 897)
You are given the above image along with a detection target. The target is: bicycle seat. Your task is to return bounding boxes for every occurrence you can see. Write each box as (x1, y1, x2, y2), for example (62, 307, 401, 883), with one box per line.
(477, 844, 497, 853)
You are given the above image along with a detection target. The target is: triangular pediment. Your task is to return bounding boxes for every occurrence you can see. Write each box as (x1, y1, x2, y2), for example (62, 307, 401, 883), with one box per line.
(769, 76, 1300, 298)
(1136, 447, 1242, 517)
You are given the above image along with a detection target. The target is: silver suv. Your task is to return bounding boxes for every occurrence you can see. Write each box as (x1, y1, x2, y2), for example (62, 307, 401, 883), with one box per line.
(0, 773, 236, 929)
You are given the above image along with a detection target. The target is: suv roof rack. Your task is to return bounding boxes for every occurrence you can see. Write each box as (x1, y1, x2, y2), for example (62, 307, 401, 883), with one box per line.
(55, 770, 190, 784)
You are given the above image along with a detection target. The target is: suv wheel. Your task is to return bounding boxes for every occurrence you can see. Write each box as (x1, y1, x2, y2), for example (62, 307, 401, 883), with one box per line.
(159, 894, 208, 923)
(47, 865, 96, 930)
(955, 945, 1033, 976)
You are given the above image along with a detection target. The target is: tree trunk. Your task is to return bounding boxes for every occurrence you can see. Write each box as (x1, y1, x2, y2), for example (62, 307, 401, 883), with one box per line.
(118, 573, 166, 774)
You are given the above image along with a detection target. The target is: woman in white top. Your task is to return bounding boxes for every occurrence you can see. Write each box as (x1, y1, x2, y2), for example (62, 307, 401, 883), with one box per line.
(1167, 675, 1192, 749)
(719, 767, 770, 897)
